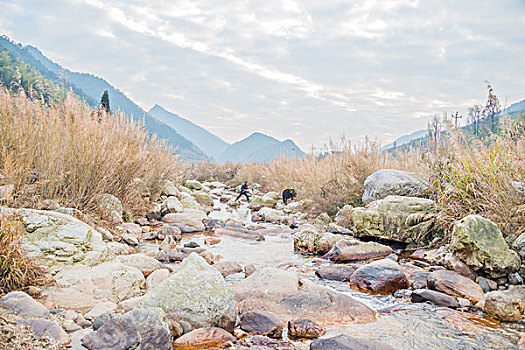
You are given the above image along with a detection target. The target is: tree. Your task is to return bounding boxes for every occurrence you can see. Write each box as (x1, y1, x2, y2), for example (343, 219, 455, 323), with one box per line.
(100, 90, 110, 113)
(483, 81, 500, 133)
(468, 104, 482, 135)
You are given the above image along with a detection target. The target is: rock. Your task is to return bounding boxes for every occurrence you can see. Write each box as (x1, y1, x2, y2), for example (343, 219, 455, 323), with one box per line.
(349, 259, 409, 295)
(315, 265, 356, 282)
(42, 261, 144, 311)
(234, 267, 376, 324)
(476, 276, 498, 293)
(161, 209, 206, 232)
(160, 196, 183, 215)
(183, 180, 203, 190)
(158, 235, 177, 250)
(294, 229, 342, 255)
(481, 286, 525, 322)
(97, 227, 113, 241)
(138, 253, 238, 331)
(83, 301, 117, 321)
(92, 312, 117, 330)
(427, 270, 484, 302)
(2, 208, 107, 266)
(215, 227, 265, 241)
(411, 289, 460, 308)
(245, 264, 256, 277)
(251, 195, 278, 209)
(173, 327, 235, 348)
(146, 268, 170, 290)
(310, 334, 395, 350)
(75, 314, 91, 327)
(205, 237, 221, 245)
(450, 215, 520, 278)
(81, 307, 172, 349)
(18, 319, 70, 344)
(351, 196, 437, 243)
(96, 193, 123, 214)
(286, 201, 304, 212)
(322, 239, 393, 262)
(64, 319, 82, 333)
(240, 310, 284, 338)
(514, 234, 525, 259)
(193, 191, 213, 206)
(258, 207, 286, 222)
(120, 223, 142, 236)
(157, 225, 182, 240)
(444, 253, 476, 280)
(314, 212, 332, 226)
(214, 261, 243, 277)
(0, 292, 49, 317)
(334, 205, 353, 227)
(156, 180, 179, 197)
(362, 169, 429, 204)
(184, 241, 200, 248)
(115, 296, 143, 313)
(41, 199, 60, 210)
(121, 233, 139, 246)
(410, 271, 430, 289)
(288, 319, 326, 339)
(509, 272, 523, 285)
(179, 193, 202, 210)
(117, 253, 163, 277)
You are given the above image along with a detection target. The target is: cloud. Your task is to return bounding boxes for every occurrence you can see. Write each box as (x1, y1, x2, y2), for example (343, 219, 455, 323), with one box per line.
(1, 0, 524, 148)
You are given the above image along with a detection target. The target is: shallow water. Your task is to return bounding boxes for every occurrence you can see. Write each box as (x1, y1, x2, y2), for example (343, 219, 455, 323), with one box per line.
(175, 202, 523, 349)
(178, 231, 522, 350)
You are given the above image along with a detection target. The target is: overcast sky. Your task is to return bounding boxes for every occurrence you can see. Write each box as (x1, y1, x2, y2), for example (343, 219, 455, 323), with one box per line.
(1, 0, 524, 150)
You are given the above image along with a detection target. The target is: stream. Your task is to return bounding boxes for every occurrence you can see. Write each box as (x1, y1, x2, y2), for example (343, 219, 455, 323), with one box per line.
(152, 201, 522, 349)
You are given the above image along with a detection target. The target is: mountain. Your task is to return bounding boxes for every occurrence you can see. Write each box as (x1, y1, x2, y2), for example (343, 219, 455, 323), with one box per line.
(504, 99, 525, 115)
(381, 129, 428, 151)
(148, 105, 229, 159)
(218, 132, 305, 163)
(0, 36, 207, 162)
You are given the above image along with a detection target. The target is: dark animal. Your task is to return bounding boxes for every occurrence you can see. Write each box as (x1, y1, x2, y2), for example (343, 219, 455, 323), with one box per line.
(282, 188, 296, 205)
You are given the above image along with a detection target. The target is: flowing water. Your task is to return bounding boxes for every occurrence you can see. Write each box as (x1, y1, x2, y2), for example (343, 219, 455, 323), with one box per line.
(168, 202, 523, 349)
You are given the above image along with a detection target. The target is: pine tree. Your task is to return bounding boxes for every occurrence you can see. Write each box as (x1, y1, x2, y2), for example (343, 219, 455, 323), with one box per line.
(100, 90, 110, 113)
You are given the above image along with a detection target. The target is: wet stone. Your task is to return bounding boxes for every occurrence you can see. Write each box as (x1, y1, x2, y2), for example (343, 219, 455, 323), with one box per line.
(288, 319, 326, 339)
(315, 265, 356, 282)
(240, 310, 284, 338)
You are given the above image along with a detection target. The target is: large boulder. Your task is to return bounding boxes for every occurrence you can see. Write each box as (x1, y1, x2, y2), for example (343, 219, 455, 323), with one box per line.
(173, 327, 235, 349)
(450, 215, 521, 278)
(1, 208, 108, 266)
(18, 319, 70, 345)
(322, 239, 392, 262)
(294, 229, 342, 255)
(310, 334, 395, 350)
(362, 169, 429, 204)
(96, 193, 123, 214)
(427, 270, 484, 303)
(351, 196, 437, 243)
(349, 259, 409, 295)
(257, 207, 286, 222)
(315, 265, 356, 282)
(240, 310, 284, 338)
(156, 179, 179, 197)
(81, 308, 172, 349)
(42, 261, 145, 311)
(183, 180, 203, 190)
(193, 191, 213, 206)
(162, 209, 206, 232)
(160, 196, 183, 215)
(481, 286, 525, 322)
(0, 291, 49, 317)
(138, 253, 238, 331)
(234, 267, 376, 324)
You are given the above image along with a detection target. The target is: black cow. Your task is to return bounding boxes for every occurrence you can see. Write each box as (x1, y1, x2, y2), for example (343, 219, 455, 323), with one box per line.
(282, 188, 296, 205)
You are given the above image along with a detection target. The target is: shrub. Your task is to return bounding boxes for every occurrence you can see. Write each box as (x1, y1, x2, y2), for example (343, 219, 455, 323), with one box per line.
(0, 88, 182, 216)
(0, 214, 47, 293)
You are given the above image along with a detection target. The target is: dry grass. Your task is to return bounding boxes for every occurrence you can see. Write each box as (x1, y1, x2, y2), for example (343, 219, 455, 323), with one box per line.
(424, 115, 525, 236)
(0, 88, 182, 216)
(0, 214, 47, 294)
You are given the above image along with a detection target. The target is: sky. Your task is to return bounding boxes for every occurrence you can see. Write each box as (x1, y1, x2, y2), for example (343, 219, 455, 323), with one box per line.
(1, 0, 525, 150)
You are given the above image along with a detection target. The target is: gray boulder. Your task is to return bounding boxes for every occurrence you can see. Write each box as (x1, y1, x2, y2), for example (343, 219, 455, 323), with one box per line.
(362, 169, 429, 204)
(138, 253, 238, 331)
(351, 196, 437, 243)
(451, 215, 520, 278)
(18, 319, 70, 344)
(161, 196, 183, 215)
(81, 307, 172, 349)
(0, 291, 49, 317)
